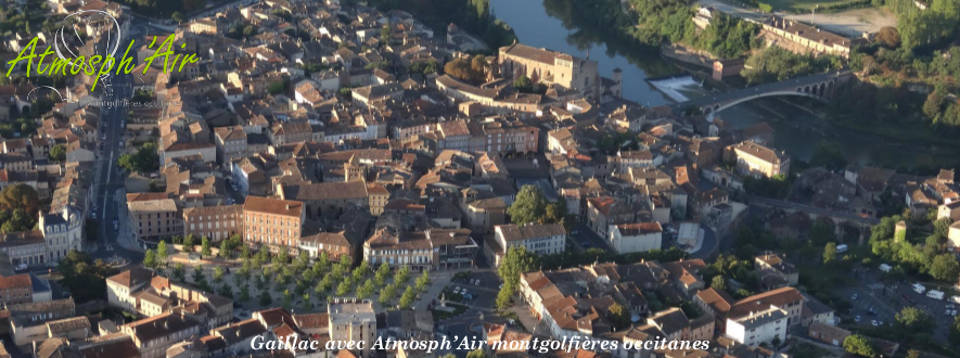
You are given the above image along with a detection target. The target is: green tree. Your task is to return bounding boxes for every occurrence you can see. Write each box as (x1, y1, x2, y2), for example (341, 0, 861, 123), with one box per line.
(895, 306, 933, 333)
(395, 265, 411, 284)
(213, 266, 225, 282)
(49, 143, 66, 162)
(183, 235, 195, 252)
(950, 314, 960, 346)
(507, 185, 546, 225)
(144, 249, 157, 269)
(379, 284, 397, 305)
(608, 302, 630, 330)
(375, 262, 390, 286)
(156, 241, 168, 264)
(358, 279, 376, 299)
(930, 253, 960, 281)
(172, 263, 185, 282)
(710, 275, 726, 291)
(259, 291, 272, 306)
(843, 334, 877, 358)
(465, 349, 489, 358)
(415, 270, 430, 292)
(398, 285, 417, 309)
(823, 242, 838, 264)
(201, 237, 211, 257)
(192, 266, 205, 284)
(238, 284, 250, 302)
(336, 280, 353, 296)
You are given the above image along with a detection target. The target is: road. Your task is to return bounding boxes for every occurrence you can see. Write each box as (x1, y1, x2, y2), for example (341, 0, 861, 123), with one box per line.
(697, 0, 896, 37)
(88, 25, 143, 264)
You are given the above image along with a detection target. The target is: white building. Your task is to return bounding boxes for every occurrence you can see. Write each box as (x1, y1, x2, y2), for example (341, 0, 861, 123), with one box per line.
(608, 222, 662, 254)
(494, 223, 566, 257)
(725, 306, 788, 346)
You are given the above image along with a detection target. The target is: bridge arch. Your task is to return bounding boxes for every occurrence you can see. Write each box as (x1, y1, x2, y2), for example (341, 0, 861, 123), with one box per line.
(703, 90, 827, 115)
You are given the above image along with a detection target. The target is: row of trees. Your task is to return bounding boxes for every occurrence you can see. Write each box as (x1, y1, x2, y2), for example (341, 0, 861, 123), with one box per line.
(743, 47, 842, 84)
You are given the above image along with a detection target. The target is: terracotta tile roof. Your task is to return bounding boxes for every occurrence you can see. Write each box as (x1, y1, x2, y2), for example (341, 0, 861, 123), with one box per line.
(243, 196, 303, 217)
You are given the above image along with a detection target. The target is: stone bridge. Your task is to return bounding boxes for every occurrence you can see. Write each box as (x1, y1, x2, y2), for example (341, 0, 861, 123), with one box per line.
(674, 71, 853, 119)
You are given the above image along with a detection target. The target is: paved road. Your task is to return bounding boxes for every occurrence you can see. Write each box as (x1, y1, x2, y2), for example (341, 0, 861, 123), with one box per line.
(673, 71, 850, 110)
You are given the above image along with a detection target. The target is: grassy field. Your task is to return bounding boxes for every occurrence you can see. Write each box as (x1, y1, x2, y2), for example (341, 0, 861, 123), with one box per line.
(765, 0, 874, 12)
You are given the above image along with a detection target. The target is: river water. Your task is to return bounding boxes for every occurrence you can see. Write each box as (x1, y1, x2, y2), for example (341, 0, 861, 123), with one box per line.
(489, 0, 959, 170)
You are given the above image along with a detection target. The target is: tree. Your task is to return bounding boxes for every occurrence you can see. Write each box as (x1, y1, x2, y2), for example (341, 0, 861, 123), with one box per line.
(875, 26, 901, 48)
(443, 57, 485, 84)
(238, 285, 250, 302)
(201, 236, 211, 257)
(395, 265, 411, 284)
(507, 185, 546, 225)
(157, 241, 168, 264)
(710, 275, 726, 291)
(172, 263, 185, 282)
(183, 235, 195, 252)
(358, 279, 376, 299)
(49, 143, 66, 162)
(495, 284, 513, 310)
(465, 349, 488, 358)
(895, 306, 933, 333)
(823, 242, 838, 264)
(259, 291, 272, 306)
(379, 284, 397, 305)
(415, 270, 430, 292)
(608, 302, 630, 330)
(375, 262, 390, 286)
(192, 266, 205, 285)
(171, 11, 184, 23)
(930, 253, 960, 281)
(843, 334, 877, 358)
(398, 285, 416, 309)
(144, 249, 157, 269)
(213, 266, 225, 282)
(336, 280, 353, 296)
(951, 314, 960, 346)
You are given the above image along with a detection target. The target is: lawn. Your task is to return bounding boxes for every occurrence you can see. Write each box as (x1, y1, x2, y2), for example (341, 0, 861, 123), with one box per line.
(763, 0, 873, 12)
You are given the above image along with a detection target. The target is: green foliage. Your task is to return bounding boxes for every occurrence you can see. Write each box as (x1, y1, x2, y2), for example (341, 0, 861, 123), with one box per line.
(398, 285, 417, 309)
(930, 253, 960, 282)
(843, 334, 877, 358)
(710, 275, 726, 291)
(117, 143, 160, 174)
(408, 60, 439, 76)
(0, 184, 39, 234)
(379, 283, 397, 305)
(415, 270, 430, 292)
(512, 75, 546, 94)
(56, 251, 114, 302)
(157, 241, 168, 264)
(809, 141, 848, 171)
(743, 47, 840, 84)
(465, 349, 489, 358)
(259, 291, 272, 306)
(496, 246, 538, 310)
(895, 306, 933, 333)
(823, 242, 838, 264)
(268, 78, 290, 95)
(743, 174, 790, 199)
(144, 249, 157, 269)
(608, 302, 631, 330)
(49, 144, 66, 162)
(201, 236, 211, 257)
(693, 13, 759, 59)
(508, 185, 547, 225)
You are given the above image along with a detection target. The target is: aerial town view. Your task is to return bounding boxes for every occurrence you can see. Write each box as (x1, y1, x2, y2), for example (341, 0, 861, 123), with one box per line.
(0, 0, 959, 357)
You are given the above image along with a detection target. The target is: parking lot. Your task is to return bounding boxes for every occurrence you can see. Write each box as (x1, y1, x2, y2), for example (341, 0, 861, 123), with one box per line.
(435, 270, 502, 341)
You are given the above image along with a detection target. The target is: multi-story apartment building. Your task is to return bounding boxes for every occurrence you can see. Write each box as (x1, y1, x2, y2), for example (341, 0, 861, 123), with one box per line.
(242, 196, 304, 249)
(725, 306, 789, 346)
(728, 140, 790, 179)
(498, 43, 600, 99)
(328, 298, 377, 357)
(182, 204, 243, 242)
(761, 16, 853, 58)
(0, 206, 84, 268)
(277, 181, 368, 220)
(127, 196, 182, 242)
(213, 126, 247, 164)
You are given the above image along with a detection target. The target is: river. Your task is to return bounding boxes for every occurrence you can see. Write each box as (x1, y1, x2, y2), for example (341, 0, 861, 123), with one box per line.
(488, 0, 959, 171)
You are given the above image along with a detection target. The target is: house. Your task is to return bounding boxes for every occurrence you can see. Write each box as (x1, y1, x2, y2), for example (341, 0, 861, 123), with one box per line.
(298, 231, 353, 260)
(726, 140, 790, 179)
(938, 201, 960, 222)
(489, 223, 566, 266)
(754, 253, 798, 287)
(949, 221, 960, 249)
(608, 222, 662, 254)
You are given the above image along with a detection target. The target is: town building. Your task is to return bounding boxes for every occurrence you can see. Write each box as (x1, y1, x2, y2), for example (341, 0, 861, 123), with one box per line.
(242, 196, 305, 249)
(608, 222, 663, 254)
(363, 228, 478, 270)
(491, 223, 566, 265)
(498, 43, 600, 99)
(727, 140, 790, 179)
(127, 196, 182, 243)
(328, 298, 377, 357)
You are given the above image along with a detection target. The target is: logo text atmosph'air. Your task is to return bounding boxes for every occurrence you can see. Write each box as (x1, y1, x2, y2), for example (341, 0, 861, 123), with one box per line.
(4, 10, 200, 92)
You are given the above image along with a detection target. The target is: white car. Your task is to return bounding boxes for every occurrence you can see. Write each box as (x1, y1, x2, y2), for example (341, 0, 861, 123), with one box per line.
(871, 320, 879, 327)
